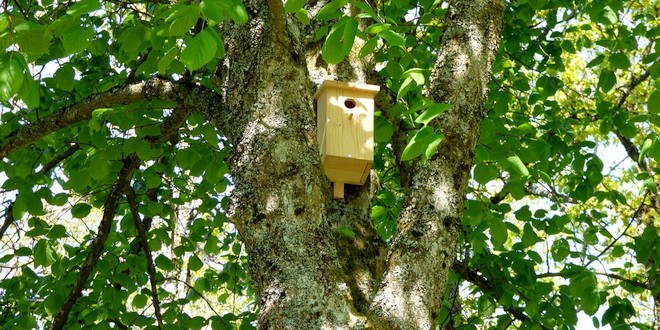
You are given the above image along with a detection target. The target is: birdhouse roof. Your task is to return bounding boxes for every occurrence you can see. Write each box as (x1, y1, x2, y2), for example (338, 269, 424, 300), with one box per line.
(314, 80, 381, 99)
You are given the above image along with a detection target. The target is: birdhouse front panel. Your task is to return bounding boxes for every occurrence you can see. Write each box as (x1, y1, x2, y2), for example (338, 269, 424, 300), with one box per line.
(315, 80, 380, 199)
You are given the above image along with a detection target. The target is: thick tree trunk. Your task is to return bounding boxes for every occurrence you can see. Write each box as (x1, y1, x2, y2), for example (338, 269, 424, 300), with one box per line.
(217, 0, 503, 328)
(370, 1, 504, 328)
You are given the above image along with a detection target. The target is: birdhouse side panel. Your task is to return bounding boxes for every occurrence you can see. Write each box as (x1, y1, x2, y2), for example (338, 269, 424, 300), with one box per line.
(317, 91, 329, 157)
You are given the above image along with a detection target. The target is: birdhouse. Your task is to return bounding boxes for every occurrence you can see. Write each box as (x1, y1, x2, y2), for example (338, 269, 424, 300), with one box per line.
(315, 80, 380, 199)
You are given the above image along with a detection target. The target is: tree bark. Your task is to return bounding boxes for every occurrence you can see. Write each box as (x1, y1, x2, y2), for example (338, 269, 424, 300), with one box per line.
(370, 0, 503, 328)
(215, 0, 503, 328)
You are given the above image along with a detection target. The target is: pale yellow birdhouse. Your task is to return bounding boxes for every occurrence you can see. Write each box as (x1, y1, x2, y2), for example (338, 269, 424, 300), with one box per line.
(315, 80, 380, 199)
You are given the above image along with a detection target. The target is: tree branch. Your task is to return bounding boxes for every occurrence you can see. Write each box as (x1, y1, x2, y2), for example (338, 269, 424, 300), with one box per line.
(126, 187, 164, 329)
(0, 203, 15, 241)
(38, 143, 81, 175)
(537, 271, 650, 291)
(1, 79, 175, 159)
(452, 260, 550, 330)
(49, 103, 192, 329)
(1, 78, 232, 159)
(50, 155, 140, 330)
(370, 0, 504, 328)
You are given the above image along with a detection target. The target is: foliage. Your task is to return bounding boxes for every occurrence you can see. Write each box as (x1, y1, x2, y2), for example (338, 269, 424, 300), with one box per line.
(0, 0, 658, 328)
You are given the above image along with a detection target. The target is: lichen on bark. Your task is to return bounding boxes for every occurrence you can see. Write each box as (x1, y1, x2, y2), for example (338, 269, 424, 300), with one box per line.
(214, 0, 504, 328)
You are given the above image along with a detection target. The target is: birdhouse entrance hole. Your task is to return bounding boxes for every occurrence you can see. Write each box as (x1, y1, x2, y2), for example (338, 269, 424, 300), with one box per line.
(315, 80, 380, 199)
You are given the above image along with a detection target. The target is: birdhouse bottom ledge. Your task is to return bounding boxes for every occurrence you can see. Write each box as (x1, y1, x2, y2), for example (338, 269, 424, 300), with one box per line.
(323, 156, 372, 199)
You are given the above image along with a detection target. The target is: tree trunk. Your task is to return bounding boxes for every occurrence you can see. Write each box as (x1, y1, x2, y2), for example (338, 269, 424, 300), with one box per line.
(217, 0, 503, 328)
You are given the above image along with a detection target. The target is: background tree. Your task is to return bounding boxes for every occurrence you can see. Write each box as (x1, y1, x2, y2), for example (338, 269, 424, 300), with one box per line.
(0, 0, 658, 329)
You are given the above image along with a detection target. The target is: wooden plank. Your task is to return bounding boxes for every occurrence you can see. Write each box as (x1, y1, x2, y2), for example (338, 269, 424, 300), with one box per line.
(333, 182, 345, 199)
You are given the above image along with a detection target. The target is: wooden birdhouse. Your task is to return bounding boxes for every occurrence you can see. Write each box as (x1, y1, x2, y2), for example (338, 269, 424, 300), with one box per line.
(315, 80, 380, 199)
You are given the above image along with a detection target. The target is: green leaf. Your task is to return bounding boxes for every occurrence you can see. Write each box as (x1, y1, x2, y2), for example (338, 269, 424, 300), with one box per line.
(34, 239, 56, 267)
(61, 25, 93, 54)
(359, 37, 379, 58)
(401, 126, 443, 161)
(47, 225, 68, 239)
(316, 0, 346, 21)
(201, 0, 247, 24)
(403, 68, 426, 86)
(66, 0, 101, 16)
(474, 164, 498, 184)
(397, 76, 414, 99)
(44, 291, 64, 316)
(586, 157, 604, 185)
(521, 223, 540, 247)
(225, 0, 249, 24)
(188, 254, 203, 271)
(132, 294, 148, 308)
(342, 18, 358, 55)
(71, 203, 92, 218)
(598, 69, 616, 93)
(53, 65, 75, 91)
(0, 52, 26, 102)
(164, 5, 201, 36)
(15, 190, 45, 216)
(285, 0, 306, 13)
(14, 21, 52, 56)
(181, 29, 218, 71)
(176, 147, 202, 170)
(333, 226, 356, 238)
(18, 73, 40, 109)
(528, 0, 546, 10)
(321, 17, 357, 64)
(295, 9, 310, 25)
(379, 30, 405, 47)
(639, 138, 653, 163)
(424, 133, 443, 160)
(386, 61, 404, 80)
(374, 116, 394, 142)
(587, 55, 605, 68)
(322, 26, 344, 64)
(415, 103, 451, 125)
(490, 217, 508, 247)
(505, 155, 530, 177)
(50, 193, 69, 206)
(648, 90, 660, 114)
(609, 53, 630, 70)
(365, 23, 391, 34)
(158, 46, 179, 75)
(201, 0, 226, 22)
(119, 24, 150, 54)
(582, 290, 601, 316)
(611, 245, 625, 258)
(155, 254, 175, 271)
(598, 6, 618, 25)
(552, 238, 570, 260)
(89, 156, 111, 180)
(204, 235, 220, 254)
